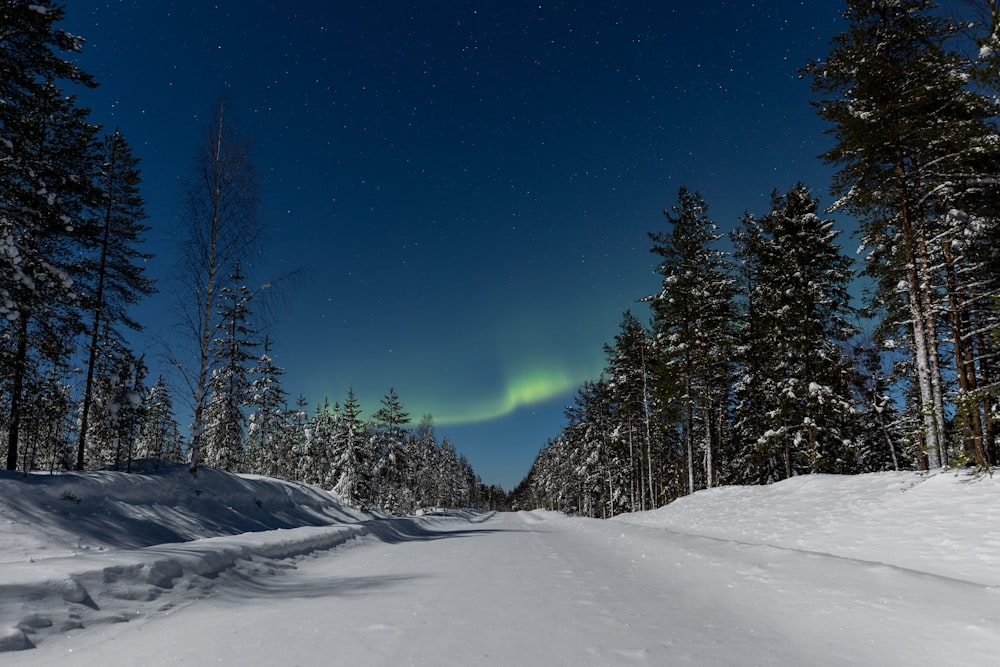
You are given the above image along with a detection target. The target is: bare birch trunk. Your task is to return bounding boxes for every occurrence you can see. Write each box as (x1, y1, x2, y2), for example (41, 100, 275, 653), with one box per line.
(917, 232, 948, 467)
(896, 151, 943, 469)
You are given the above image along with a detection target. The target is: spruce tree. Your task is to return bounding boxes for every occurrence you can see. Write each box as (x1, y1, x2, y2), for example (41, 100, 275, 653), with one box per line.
(18, 363, 73, 472)
(372, 387, 411, 512)
(329, 388, 368, 504)
(136, 376, 183, 466)
(301, 397, 336, 487)
(245, 337, 289, 477)
(283, 395, 310, 481)
(436, 436, 462, 508)
(201, 264, 256, 471)
(647, 188, 737, 494)
(732, 184, 858, 478)
(410, 414, 439, 510)
(730, 212, 775, 483)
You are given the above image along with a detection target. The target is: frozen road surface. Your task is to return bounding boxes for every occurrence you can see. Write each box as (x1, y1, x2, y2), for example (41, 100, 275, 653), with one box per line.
(7, 508, 997, 666)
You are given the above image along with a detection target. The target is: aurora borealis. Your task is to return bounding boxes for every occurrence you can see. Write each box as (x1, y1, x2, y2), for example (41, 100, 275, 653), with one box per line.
(65, 1, 843, 488)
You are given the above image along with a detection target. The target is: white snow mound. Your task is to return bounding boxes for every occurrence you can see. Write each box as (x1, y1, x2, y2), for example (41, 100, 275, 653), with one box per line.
(614, 470, 1000, 586)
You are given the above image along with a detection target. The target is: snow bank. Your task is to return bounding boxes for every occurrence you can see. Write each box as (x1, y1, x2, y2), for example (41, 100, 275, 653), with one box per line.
(614, 470, 1000, 587)
(0, 462, 482, 652)
(0, 461, 368, 561)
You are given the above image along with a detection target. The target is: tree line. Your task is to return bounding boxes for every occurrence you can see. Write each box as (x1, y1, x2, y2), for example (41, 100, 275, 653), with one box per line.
(512, 0, 1000, 516)
(0, 1, 505, 512)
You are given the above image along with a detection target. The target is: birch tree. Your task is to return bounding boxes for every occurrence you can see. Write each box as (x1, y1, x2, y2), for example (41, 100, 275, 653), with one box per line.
(175, 101, 262, 473)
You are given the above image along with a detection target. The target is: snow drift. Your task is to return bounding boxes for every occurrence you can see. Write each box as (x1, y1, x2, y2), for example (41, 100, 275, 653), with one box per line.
(1, 463, 997, 662)
(0, 462, 481, 652)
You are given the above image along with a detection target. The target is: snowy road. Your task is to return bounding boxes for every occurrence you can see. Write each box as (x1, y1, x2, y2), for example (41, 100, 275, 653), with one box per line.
(8, 510, 999, 666)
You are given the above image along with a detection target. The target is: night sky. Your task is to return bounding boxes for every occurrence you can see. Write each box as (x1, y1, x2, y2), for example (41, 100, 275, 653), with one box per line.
(64, 1, 844, 489)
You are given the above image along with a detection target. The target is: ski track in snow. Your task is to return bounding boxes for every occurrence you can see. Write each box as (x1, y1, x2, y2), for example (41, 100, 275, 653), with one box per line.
(2, 467, 999, 665)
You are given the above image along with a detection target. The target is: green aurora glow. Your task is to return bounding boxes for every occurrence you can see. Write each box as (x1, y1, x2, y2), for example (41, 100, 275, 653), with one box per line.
(313, 352, 607, 429)
(424, 364, 598, 426)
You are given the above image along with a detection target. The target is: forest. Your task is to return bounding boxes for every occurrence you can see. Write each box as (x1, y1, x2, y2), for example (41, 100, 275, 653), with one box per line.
(0, 1, 501, 514)
(511, 0, 1000, 515)
(2, 1, 999, 519)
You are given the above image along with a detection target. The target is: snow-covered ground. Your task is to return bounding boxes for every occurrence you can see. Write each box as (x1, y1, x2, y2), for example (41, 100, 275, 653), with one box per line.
(2, 464, 997, 665)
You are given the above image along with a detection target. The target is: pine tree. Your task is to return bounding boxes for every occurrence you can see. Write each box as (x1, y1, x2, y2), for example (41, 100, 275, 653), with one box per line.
(75, 129, 155, 469)
(647, 188, 737, 494)
(457, 454, 479, 507)
(1, 1, 101, 470)
(562, 379, 618, 517)
(729, 212, 775, 483)
(851, 338, 911, 472)
(805, 0, 1000, 468)
(284, 394, 310, 480)
(436, 436, 462, 508)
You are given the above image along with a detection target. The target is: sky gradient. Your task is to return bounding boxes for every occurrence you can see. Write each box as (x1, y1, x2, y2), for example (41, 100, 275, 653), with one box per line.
(64, 1, 844, 489)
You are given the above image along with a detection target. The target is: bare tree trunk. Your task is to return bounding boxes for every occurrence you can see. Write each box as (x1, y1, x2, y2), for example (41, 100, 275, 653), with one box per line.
(896, 152, 943, 469)
(178, 100, 262, 474)
(641, 344, 655, 506)
(76, 159, 116, 471)
(942, 240, 987, 466)
(703, 405, 714, 489)
(917, 231, 948, 467)
(685, 400, 695, 496)
(5, 315, 29, 471)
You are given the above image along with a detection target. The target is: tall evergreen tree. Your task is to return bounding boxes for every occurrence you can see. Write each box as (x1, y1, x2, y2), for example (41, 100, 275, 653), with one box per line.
(805, 0, 1000, 468)
(851, 338, 911, 472)
(84, 339, 146, 471)
(331, 388, 370, 505)
(729, 211, 773, 483)
(561, 379, 619, 517)
(245, 337, 288, 476)
(18, 362, 73, 472)
(434, 436, 460, 507)
(301, 397, 336, 487)
(371, 387, 411, 512)
(284, 394, 310, 481)
(1, 1, 101, 470)
(731, 184, 859, 478)
(603, 311, 658, 511)
(647, 188, 737, 494)
(136, 376, 184, 466)
(75, 129, 155, 469)
(201, 264, 256, 471)
(410, 414, 440, 510)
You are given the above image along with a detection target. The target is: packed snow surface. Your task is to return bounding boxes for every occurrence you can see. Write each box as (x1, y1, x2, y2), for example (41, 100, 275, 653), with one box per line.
(1, 464, 997, 665)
